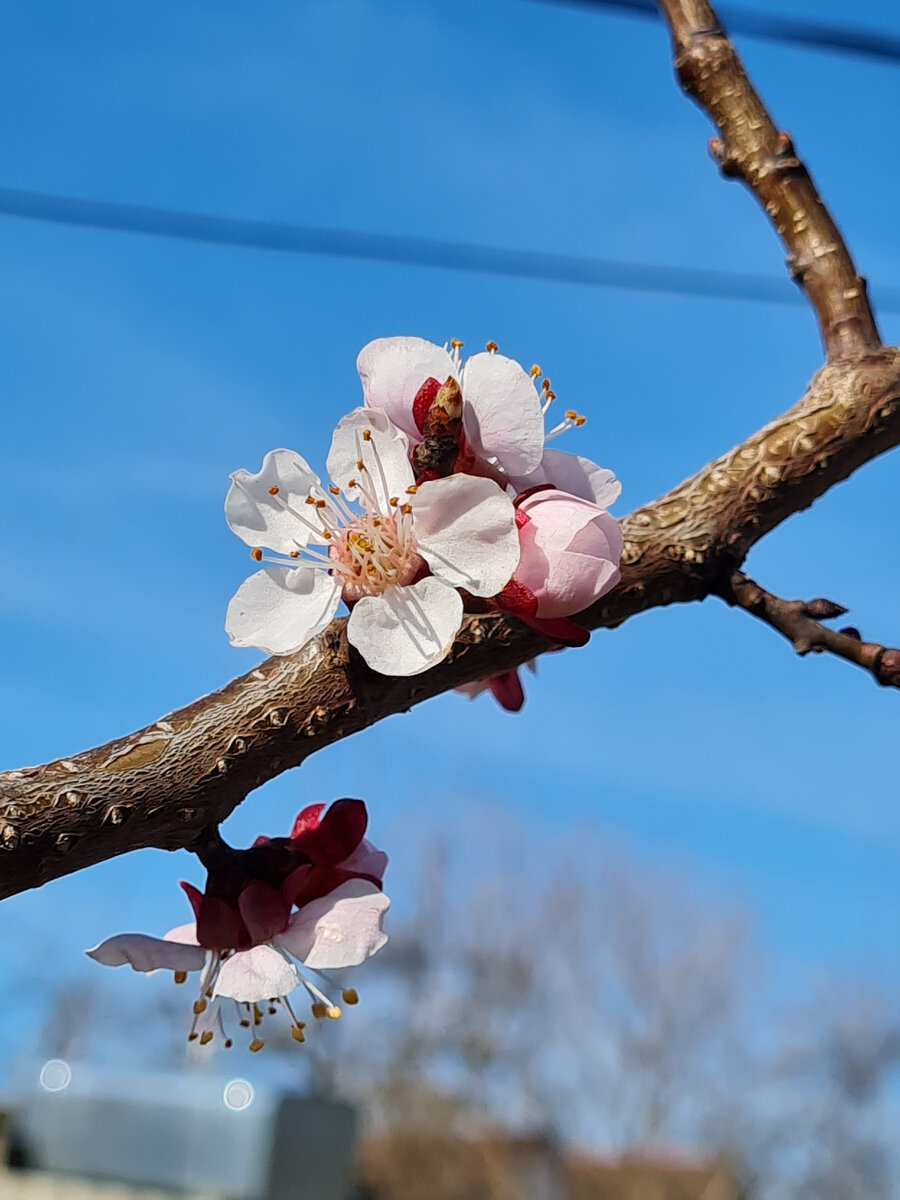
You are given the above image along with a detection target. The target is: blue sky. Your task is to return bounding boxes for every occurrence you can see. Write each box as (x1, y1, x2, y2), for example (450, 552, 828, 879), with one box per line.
(2, 0, 900, 1077)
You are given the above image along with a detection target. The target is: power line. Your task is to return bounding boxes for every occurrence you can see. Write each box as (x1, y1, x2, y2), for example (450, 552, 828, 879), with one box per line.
(529, 0, 900, 65)
(2, 185, 899, 314)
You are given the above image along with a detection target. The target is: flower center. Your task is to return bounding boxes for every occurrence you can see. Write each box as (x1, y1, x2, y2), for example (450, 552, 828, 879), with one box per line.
(329, 512, 424, 603)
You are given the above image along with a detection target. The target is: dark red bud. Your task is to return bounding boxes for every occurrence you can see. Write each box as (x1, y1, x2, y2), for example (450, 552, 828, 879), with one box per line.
(412, 377, 443, 434)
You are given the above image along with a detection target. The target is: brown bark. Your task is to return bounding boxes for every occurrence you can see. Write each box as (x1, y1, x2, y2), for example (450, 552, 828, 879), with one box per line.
(0, 0, 897, 900)
(656, 0, 881, 360)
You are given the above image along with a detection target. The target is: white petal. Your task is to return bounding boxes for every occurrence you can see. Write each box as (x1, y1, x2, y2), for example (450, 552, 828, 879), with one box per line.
(461, 352, 545, 476)
(164, 923, 199, 946)
(86, 933, 206, 974)
(212, 944, 301, 1003)
(326, 407, 414, 510)
(225, 449, 321, 554)
(411, 475, 519, 597)
(357, 336, 457, 442)
(347, 576, 462, 675)
(274, 879, 390, 971)
(511, 449, 622, 508)
(340, 837, 389, 882)
(225, 567, 340, 655)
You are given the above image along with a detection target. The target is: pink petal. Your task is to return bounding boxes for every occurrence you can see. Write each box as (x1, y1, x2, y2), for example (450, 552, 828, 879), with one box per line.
(274, 879, 390, 970)
(357, 337, 456, 442)
(86, 933, 206, 974)
(164, 923, 200, 946)
(212, 944, 301, 1003)
(515, 490, 623, 619)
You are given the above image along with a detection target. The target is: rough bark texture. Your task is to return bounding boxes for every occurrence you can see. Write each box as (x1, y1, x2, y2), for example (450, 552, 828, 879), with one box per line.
(1, 0, 898, 900)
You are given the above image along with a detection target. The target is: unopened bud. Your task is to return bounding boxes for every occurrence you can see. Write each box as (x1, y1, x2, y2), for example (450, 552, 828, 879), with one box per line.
(839, 626, 862, 641)
(804, 598, 848, 620)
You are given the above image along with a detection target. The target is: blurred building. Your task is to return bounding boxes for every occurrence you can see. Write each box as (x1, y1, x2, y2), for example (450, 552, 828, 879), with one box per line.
(1, 1063, 356, 1200)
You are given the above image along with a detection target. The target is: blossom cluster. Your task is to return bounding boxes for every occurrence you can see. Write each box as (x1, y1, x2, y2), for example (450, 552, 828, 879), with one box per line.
(88, 800, 388, 1052)
(224, 336, 623, 699)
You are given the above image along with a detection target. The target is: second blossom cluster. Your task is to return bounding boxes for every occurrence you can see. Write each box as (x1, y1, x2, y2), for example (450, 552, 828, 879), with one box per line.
(225, 336, 623, 678)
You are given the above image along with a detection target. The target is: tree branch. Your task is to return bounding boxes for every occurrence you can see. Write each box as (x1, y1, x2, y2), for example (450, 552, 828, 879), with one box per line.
(656, 0, 882, 360)
(720, 571, 900, 689)
(2, 2, 899, 900)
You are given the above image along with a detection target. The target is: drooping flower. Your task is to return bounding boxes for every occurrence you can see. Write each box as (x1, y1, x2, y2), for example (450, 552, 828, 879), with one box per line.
(356, 336, 621, 505)
(87, 801, 389, 1051)
(224, 407, 519, 675)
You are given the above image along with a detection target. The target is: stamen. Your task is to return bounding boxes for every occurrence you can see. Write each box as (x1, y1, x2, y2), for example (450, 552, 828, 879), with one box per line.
(200, 1030, 214, 1045)
(250, 548, 263, 562)
(193, 999, 207, 1015)
(405, 485, 418, 494)
(450, 338, 463, 348)
(530, 364, 541, 378)
(311, 1002, 328, 1020)
(268, 486, 279, 496)
(485, 340, 498, 353)
(174, 971, 187, 985)
(342, 988, 359, 1005)
(249, 1039, 265, 1053)
(362, 429, 372, 442)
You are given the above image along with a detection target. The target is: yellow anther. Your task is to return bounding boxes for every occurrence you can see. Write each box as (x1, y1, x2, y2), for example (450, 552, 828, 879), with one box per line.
(188, 1032, 199, 1042)
(357, 458, 365, 470)
(542, 378, 551, 391)
(193, 998, 207, 1015)
(401, 503, 412, 515)
(326, 1006, 342, 1020)
(342, 988, 359, 1005)
(311, 1002, 328, 1020)
(174, 971, 187, 985)
(268, 485, 280, 495)
(451, 338, 464, 348)
(405, 485, 418, 494)
(546, 390, 556, 402)
(329, 485, 341, 496)
(289, 550, 299, 558)
(249, 1039, 265, 1053)
(362, 428, 372, 442)
(530, 364, 542, 378)
(200, 1030, 214, 1045)
(291, 1025, 306, 1043)
(315, 499, 326, 509)
(305, 496, 317, 505)
(485, 340, 498, 353)
(575, 416, 587, 426)
(565, 409, 577, 420)
(250, 548, 262, 562)
(347, 478, 357, 489)
(389, 496, 399, 507)
(322, 529, 332, 539)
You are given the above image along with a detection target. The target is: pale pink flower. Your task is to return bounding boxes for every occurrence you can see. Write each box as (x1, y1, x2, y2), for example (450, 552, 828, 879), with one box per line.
(224, 407, 519, 676)
(356, 336, 621, 505)
(511, 488, 623, 619)
(87, 878, 390, 1051)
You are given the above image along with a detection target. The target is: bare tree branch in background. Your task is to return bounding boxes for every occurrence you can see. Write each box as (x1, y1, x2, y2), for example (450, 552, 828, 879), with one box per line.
(1, 0, 899, 899)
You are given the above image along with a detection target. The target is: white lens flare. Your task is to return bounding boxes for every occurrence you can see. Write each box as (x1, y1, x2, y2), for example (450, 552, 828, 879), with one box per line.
(223, 1078, 254, 1111)
(39, 1059, 72, 1092)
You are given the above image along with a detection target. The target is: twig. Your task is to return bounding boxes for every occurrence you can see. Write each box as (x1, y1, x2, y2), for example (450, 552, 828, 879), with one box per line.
(720, 571, 900, 689)
(656, 0, 881, 360)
